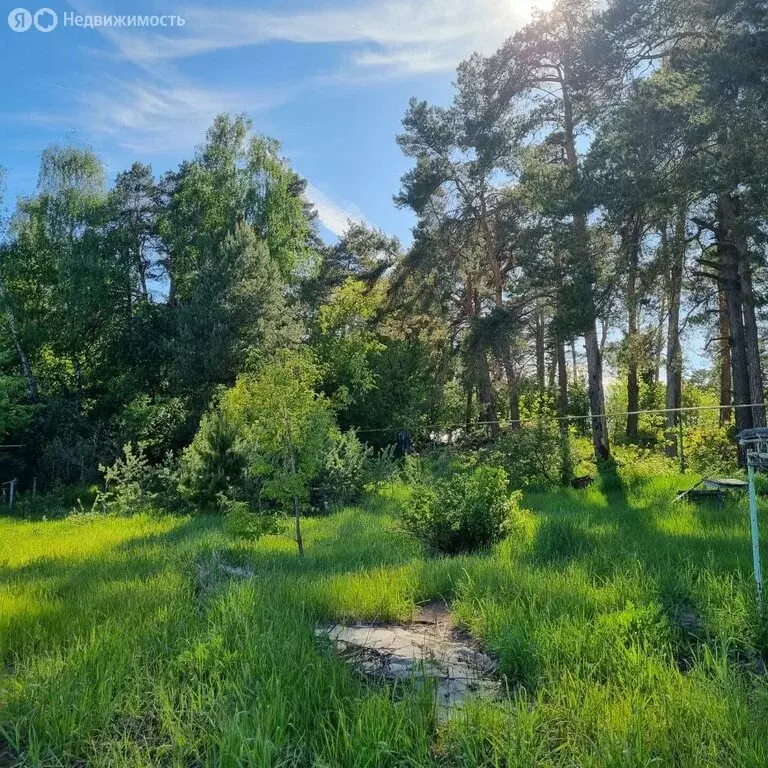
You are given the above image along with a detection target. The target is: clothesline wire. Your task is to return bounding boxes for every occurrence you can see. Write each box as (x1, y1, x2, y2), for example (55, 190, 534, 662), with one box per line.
(353, 402, 764, 436)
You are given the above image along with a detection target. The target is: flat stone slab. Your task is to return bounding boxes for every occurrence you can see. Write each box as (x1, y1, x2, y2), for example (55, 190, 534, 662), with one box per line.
(315, 602, 500, 716)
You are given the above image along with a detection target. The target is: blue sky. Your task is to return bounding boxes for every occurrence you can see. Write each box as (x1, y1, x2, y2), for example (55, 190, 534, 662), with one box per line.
(1, 0, 544, 243)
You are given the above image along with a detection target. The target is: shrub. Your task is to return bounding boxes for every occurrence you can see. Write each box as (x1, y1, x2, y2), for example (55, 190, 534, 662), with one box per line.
(683, 423, 738, 475)
(400, 465, 524, 555)
(481, 424, 564, 489)
(96, 443, 156, 515)
(179, 411, 246, 510)
(320, 429, 372, 506)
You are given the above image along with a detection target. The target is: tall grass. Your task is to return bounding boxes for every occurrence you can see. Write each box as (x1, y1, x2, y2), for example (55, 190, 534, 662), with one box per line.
(2, 464, 768, 766)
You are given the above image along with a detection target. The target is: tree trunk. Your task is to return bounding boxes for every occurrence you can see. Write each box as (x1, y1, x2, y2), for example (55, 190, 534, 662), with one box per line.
(556, 336, 572, 485)
(664, 212, 685, 457)
(479, 190, 516, 433)
(570, 340, 578, 387)
(738, 256, 765, 427)
(623, 213, 643, 443)
(0, 280, 38, 402)
(475, 345, 499, 437)
(294, 495, 304, 558)
(464, 382, 473, 433)
(718, 193, 752, 435)
(718, 283, 732, 426)
(466, 275, 499, 438)
(499, 346, 520, 431)
(562, 79, 609, 462)
(599, 317, 609, 358)
(7, 312, 37, 402)
(584, 326, 610, 461)
(627, 366, 640, 443)
(536, 308, 546, 395)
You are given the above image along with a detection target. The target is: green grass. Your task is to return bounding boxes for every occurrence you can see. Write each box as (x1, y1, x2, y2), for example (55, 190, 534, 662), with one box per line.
(3, 465, 768, 766)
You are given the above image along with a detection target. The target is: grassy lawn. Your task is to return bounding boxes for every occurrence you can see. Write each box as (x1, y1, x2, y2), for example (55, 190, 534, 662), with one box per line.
(3, 468, 768, 767)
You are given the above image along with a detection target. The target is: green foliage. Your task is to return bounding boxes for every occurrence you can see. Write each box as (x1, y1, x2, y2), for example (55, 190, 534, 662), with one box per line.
(221, 496, 282, 541)
(481, 424, 565, 489)
(315, 279, 386, 410)
(118, 395, 189, 462)
(179, 411, 246, 510)
(400, 465, 524, 555)
(0, 372, 33, 438)
(364, 444, 399, 487)
(219, 351, 337, 515)
(96, 443, 157, 515)
(320, 429, 373, 506)
(11, 484, 99, 520)
(684, 423, 738, 475)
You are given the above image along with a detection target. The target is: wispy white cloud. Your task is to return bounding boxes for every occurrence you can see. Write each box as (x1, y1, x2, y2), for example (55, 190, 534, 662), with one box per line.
(59, 0, 549, 153)
(77, 77, 285, 152)
(305, 183, 367, 237)
(98, 0, 547, 75)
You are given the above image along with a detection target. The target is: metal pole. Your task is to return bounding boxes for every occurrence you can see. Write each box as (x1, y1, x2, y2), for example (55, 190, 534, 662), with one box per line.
(8, 479, 14, 513)
(747, 460, 763, 609)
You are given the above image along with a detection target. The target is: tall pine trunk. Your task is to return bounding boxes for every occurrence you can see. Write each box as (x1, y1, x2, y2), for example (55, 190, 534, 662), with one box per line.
(562, 81, 609, 462)
(738, 256, 766, 427)
(536, 308, 546, 395)
(718, 283, 732, 426)
(584, 326, 610, 461)
(556, 336, 572, 485)
(664, 211, 685, 458)
(466, 275, 499, 437)
(717, 193, 752, 435)
(623, 214, 643, 443)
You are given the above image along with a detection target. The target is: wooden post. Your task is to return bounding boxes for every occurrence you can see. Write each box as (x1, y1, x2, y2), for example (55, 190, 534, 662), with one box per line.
(8, 479, 15, 513)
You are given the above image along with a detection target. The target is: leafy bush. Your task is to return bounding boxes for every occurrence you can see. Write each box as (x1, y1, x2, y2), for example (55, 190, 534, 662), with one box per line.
(684, 423, 738, 475)
(320, 429, 372, 506)
(480, 424, 565, 489)
(400, 465, 524, 555)
(179, 411, 246, 510)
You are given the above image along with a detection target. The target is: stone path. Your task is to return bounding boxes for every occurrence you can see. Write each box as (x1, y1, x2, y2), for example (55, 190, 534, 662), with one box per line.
(315, 601, 500, 715)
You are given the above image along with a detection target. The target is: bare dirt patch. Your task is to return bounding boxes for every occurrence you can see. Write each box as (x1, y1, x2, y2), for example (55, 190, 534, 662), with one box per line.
(316, 600, 500, 717)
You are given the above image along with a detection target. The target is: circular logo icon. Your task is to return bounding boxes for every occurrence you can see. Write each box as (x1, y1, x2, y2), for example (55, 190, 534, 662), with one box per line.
(33, 7, 58, 31)
(7, 8, 32, 31)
